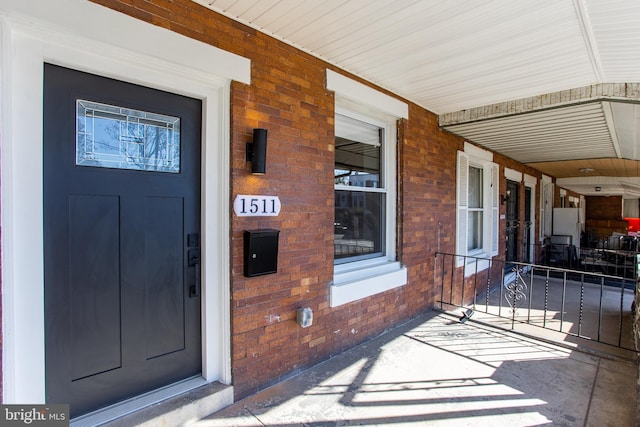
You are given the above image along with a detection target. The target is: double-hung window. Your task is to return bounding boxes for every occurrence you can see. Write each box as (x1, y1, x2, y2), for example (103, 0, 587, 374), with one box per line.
(456, 143, 499, 271)
(467, 165, 484, 252)
(334, 113, 385, 262)
(327, 70, 408, 307)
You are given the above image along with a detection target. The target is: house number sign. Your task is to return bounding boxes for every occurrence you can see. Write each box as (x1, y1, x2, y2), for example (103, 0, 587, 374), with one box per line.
(234, 195, 281, 217)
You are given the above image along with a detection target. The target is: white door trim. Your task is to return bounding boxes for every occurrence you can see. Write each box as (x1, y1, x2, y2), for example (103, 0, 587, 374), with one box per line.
(1, 0, 247, 404)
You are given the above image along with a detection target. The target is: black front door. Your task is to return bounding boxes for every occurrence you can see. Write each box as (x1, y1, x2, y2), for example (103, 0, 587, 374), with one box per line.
(505, 180, 519, 263)
(44, 64, 202, 418)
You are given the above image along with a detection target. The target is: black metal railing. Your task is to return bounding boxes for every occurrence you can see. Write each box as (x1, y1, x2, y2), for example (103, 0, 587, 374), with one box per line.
(435, 252, 637, 351)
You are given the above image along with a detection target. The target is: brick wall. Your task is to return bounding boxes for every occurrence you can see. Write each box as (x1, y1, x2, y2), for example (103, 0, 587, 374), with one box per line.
(587, 195, 623, 219)
(585, 196, 627, 238)
(88, 0, 534, 400)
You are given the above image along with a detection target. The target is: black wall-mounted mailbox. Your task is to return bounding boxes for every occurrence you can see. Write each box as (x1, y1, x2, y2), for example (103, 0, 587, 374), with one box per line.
(243, 229, 280, 277)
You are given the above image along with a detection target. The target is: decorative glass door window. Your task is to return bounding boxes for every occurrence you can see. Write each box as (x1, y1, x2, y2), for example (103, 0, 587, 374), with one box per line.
(76, 100, 180, 173)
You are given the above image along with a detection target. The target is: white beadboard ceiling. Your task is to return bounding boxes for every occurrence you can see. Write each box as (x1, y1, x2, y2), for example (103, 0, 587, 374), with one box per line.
(194, 0, 640, 197)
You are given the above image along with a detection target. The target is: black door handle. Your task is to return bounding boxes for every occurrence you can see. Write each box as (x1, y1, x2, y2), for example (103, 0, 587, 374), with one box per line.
(189, 249, 201, 298)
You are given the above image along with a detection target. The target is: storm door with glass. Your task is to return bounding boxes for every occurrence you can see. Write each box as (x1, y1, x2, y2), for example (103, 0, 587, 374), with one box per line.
(505, 180, 520, 263)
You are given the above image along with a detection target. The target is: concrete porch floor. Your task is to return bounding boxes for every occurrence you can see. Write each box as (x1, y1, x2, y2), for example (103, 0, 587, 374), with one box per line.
(188, 311, 637, 427)
(465, 271, 637, 351)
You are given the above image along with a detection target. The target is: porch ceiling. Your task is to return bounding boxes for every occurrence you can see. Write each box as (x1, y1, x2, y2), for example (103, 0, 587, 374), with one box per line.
(194, 0, 640, 197)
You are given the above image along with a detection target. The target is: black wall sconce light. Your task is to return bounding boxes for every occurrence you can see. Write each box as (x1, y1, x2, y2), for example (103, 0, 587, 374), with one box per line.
(500, 190, 511, 205)
(246, 128, 267, 174)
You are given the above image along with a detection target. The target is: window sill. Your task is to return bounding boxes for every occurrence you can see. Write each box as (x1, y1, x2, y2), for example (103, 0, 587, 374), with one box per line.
(330, 259, 407, 307)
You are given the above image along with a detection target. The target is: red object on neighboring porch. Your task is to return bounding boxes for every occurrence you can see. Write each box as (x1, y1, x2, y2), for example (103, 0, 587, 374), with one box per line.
(625, 217, 640, 234)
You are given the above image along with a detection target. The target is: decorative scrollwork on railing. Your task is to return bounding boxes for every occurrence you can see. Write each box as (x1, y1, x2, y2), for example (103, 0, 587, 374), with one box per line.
(504, 267, 527, 313)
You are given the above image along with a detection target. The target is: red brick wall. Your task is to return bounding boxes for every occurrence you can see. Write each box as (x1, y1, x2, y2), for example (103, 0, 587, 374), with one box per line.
(400, 107, 460, 305)
(585, 196, 627, 238)
(88, 0, 532, 400)
(586, 195, 623, 219)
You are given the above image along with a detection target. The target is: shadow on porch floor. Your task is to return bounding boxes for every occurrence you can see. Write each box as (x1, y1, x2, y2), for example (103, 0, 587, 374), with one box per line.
(182, 311, 638, 427)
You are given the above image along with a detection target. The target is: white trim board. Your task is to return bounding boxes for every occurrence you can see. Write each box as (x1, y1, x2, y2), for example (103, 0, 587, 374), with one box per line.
(464, 141, 493, 161)
(0, 0, 243, 408)
(327, 69, 409, 119)
(524, 174, 537, 187)
(504, 168, 523, 182)
(0, 0, 250, 85)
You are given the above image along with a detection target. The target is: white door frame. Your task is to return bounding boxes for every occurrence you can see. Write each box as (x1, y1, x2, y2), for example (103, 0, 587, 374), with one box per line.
(524, 174, 537, 264)
(0, 0, 249, 404)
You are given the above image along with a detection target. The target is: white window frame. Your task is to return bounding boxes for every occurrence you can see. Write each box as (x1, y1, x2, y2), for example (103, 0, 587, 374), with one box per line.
(466, 165, 485, 253)
(327, 70, 407, 307)
(456, 143, 499, 274)
(334, 110, 387, 263)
